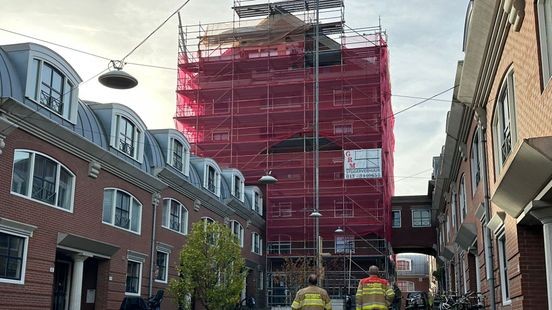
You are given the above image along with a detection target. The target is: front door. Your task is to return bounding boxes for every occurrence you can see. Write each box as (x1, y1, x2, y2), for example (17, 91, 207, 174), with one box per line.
(52, 261, 71, 310)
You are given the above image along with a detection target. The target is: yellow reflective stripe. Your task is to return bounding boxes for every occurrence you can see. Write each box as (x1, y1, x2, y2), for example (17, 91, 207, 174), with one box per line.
(292, 293, 327, 308)
(291, 300, 302, 309)
(357, 305, 387, 310)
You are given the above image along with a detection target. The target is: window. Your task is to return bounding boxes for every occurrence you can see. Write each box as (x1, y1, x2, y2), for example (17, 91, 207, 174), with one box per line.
(451, 191, 457, 229)
(11, 150, 75, 211)
(117, 116, 140, 159)
(412, 209, 431, 227)
(162, 199, 188, 235)
(230, 221, 245, 247)
(268, 241, 291, 254)
(333, 123, 353, 135)
(155, 251, 168, 283)
(0, 232, 27, 284)
(538, 0, 552, 84)
(204, 165, 221, 196)
(126, 260, 142, 295)
(252, 190, 263, 216)
(493, 70, 516, 173)
(170, 138, 189, 175)
(396, 259, 411, 271)
(334, 200, 353, 217)
(392, 210, 401, 228)
(212, 131, 229, 141)
(397, 280, 415, 292)
(252, 232, 263, 255)
(471, 130, 481, 194)
(335, 235, 355, 254)
(459, 176, 467, 223)
(29, 59, 76, 120)
(202, 217, 215, 225)
(275, 202, 292, 217)
(232, 175, 244, 201)
(497, 230, 511, 304)
(268, 235, 291, 254)
(102, 189, 142, 234)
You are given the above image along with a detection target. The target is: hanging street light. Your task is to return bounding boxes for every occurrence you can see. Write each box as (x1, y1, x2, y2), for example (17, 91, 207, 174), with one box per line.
(98, 60, 138, 89)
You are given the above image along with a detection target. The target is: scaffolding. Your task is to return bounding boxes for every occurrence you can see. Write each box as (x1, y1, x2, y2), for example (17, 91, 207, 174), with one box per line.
(175, 0, 395, 306)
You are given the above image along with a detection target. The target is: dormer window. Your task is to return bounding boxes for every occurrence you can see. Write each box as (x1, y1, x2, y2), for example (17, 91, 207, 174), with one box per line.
(172, 139, 184, 171)
(251, 189, 263, 216)
(28, 59, 77, 121)
(170, 138, 189, 175)
(204, 165, 221, 196)
(111, 114, 145, 162)
(118, 116, 138, 157)
(232, 175, 244, 201)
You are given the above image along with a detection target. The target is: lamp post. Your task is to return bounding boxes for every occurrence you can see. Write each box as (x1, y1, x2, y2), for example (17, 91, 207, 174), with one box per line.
(312, 0, 321, 275)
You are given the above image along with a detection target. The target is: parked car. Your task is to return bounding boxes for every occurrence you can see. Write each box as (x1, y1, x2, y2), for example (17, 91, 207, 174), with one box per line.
(405, 291, 429, 309)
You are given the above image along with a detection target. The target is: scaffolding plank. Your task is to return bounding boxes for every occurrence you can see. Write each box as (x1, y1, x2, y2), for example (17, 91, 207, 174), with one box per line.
(233, 0, 344, 18)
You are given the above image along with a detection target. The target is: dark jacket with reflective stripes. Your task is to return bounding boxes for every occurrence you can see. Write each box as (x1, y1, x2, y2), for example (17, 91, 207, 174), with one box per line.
(291, 285, 332, 310)
(355, 276, 395, 310)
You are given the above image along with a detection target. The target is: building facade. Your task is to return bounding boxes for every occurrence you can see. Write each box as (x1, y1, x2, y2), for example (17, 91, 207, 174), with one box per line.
(0, 43, 266, 309)
(174, 1, 395, 305)
(434, 0, 552, 309)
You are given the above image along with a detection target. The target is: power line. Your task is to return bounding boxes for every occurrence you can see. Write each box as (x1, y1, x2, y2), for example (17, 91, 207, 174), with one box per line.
(0, 27, 111, 61)
(121, 0, 192, 62)
(392, 94, 450, 102)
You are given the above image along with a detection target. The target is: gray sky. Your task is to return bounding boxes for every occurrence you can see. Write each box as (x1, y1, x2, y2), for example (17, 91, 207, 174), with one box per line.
(0, 0, 466, 196)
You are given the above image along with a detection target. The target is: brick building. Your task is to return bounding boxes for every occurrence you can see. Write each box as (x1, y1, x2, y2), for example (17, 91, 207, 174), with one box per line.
(433, 0, 552, 309)
(0, 42, 266, 309)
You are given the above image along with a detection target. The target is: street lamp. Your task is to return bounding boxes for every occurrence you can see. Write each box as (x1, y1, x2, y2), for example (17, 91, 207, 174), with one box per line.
(98, 60, 138, 89)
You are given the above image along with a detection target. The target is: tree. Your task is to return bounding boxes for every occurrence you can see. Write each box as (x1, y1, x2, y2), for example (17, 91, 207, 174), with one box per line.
(278, 257, 316, 300)
(170, 221, 245, 310)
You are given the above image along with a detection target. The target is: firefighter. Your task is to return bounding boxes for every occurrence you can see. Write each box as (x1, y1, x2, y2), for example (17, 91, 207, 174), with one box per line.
(355, 266, 395, 310)
(291, 274, 332, 310)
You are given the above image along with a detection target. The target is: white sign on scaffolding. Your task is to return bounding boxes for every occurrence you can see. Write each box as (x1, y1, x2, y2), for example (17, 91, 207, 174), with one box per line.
(344, 149, 382, 179)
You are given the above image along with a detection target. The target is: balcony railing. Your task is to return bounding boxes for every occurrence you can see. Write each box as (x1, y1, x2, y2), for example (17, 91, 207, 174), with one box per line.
(40, 90, 63, 114)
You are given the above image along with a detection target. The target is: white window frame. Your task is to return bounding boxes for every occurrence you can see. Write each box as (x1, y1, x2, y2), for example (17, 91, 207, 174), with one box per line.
(125, 259, 143, 296)
(497, 229, 511, 305)
(230, 220, 245, 247)
(169, 138, 190, 176)
(232, 174, 245, 202)
(155, 250, 169, 283)
(251, 232, 263, 255)
(334, 199, 354, 218)
(459, 175, 467, 223)
(162, 198, 188, 235)
(396, 258, 412, 271)
(538, 0, 552, 86)
(392, 210, 401, 228)
(0, 230, 30, 285)
(492, 69, 517, 175)
(276, 202, 292, 217)
(451, 191, 458, 230)
(10, 149, 76, 212)
(27, 58, 77, 122)
(471, 130, 481, 195)
(102, 188, 142, 234)
(412, 209, 431, 227)
(335, 235, 355, 254)
(251, 189, 263, 216)
(268, 235, 291, 254)
(204, 164, 221, 197)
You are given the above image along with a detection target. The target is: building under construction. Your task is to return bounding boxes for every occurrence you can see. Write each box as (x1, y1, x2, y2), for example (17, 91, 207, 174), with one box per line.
(175, 0, 394, 306)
